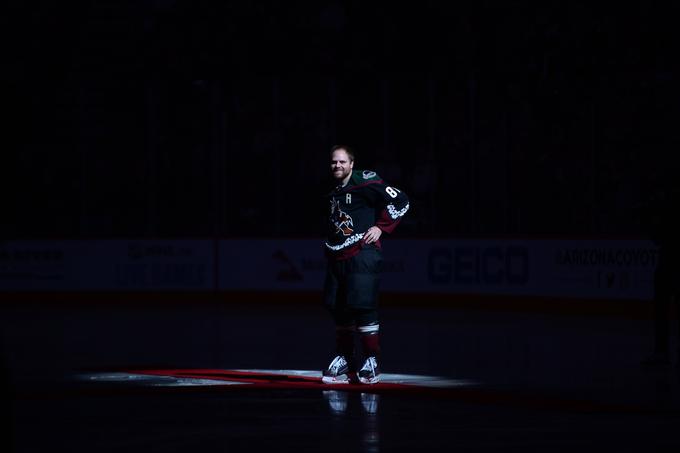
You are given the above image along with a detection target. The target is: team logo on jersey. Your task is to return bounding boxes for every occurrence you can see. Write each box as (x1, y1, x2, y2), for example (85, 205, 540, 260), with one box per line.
(362, 170, 377, 179)
(330, 198, 354, 236)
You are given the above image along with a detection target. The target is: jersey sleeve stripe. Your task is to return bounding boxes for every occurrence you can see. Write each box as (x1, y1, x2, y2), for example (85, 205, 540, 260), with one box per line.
(345, 180, 385, 192)
(387, 203, 410, 219)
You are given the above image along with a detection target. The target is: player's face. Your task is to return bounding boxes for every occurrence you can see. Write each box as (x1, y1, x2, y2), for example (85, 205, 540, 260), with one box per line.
(331, 149, 354, 182)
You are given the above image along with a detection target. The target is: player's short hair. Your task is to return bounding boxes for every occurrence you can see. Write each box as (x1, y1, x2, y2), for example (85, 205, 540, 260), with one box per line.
(331, 145, 355, 162)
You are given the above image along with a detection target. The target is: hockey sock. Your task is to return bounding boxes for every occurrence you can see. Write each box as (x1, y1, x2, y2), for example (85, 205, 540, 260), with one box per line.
(358, 323, 380, 358)
(335, 325, 356, 358)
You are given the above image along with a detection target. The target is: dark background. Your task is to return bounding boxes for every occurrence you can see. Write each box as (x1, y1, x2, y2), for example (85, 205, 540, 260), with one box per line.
(3, 1, 677, 238)
(2, 4, 680, 451)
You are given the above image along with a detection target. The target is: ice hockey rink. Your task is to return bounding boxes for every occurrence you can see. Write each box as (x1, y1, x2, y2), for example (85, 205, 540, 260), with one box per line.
(2, 294, 679, 452)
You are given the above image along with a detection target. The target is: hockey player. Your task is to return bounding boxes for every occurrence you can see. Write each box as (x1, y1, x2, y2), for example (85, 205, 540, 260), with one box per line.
(322, 145, 409, 384)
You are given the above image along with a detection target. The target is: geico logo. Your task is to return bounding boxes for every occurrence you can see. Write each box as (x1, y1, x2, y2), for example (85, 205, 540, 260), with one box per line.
(428, 246, 529, 285)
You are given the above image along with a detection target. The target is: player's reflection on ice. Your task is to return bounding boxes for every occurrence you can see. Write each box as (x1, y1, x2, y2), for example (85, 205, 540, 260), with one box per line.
(323, 390, 379, 415)
(323, 390, 380, 452)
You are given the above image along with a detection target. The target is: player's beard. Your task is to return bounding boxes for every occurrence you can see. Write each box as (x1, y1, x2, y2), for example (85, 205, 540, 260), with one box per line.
(332, 167, 351, 181)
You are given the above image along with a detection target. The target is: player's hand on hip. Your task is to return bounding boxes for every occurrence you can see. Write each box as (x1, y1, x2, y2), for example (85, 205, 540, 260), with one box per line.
(363, 226, 382, 244)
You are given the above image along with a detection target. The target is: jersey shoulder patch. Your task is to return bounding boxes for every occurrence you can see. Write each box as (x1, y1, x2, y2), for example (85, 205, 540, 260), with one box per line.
(361, 170, 378, 179)
(351, 169, 381, 184)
